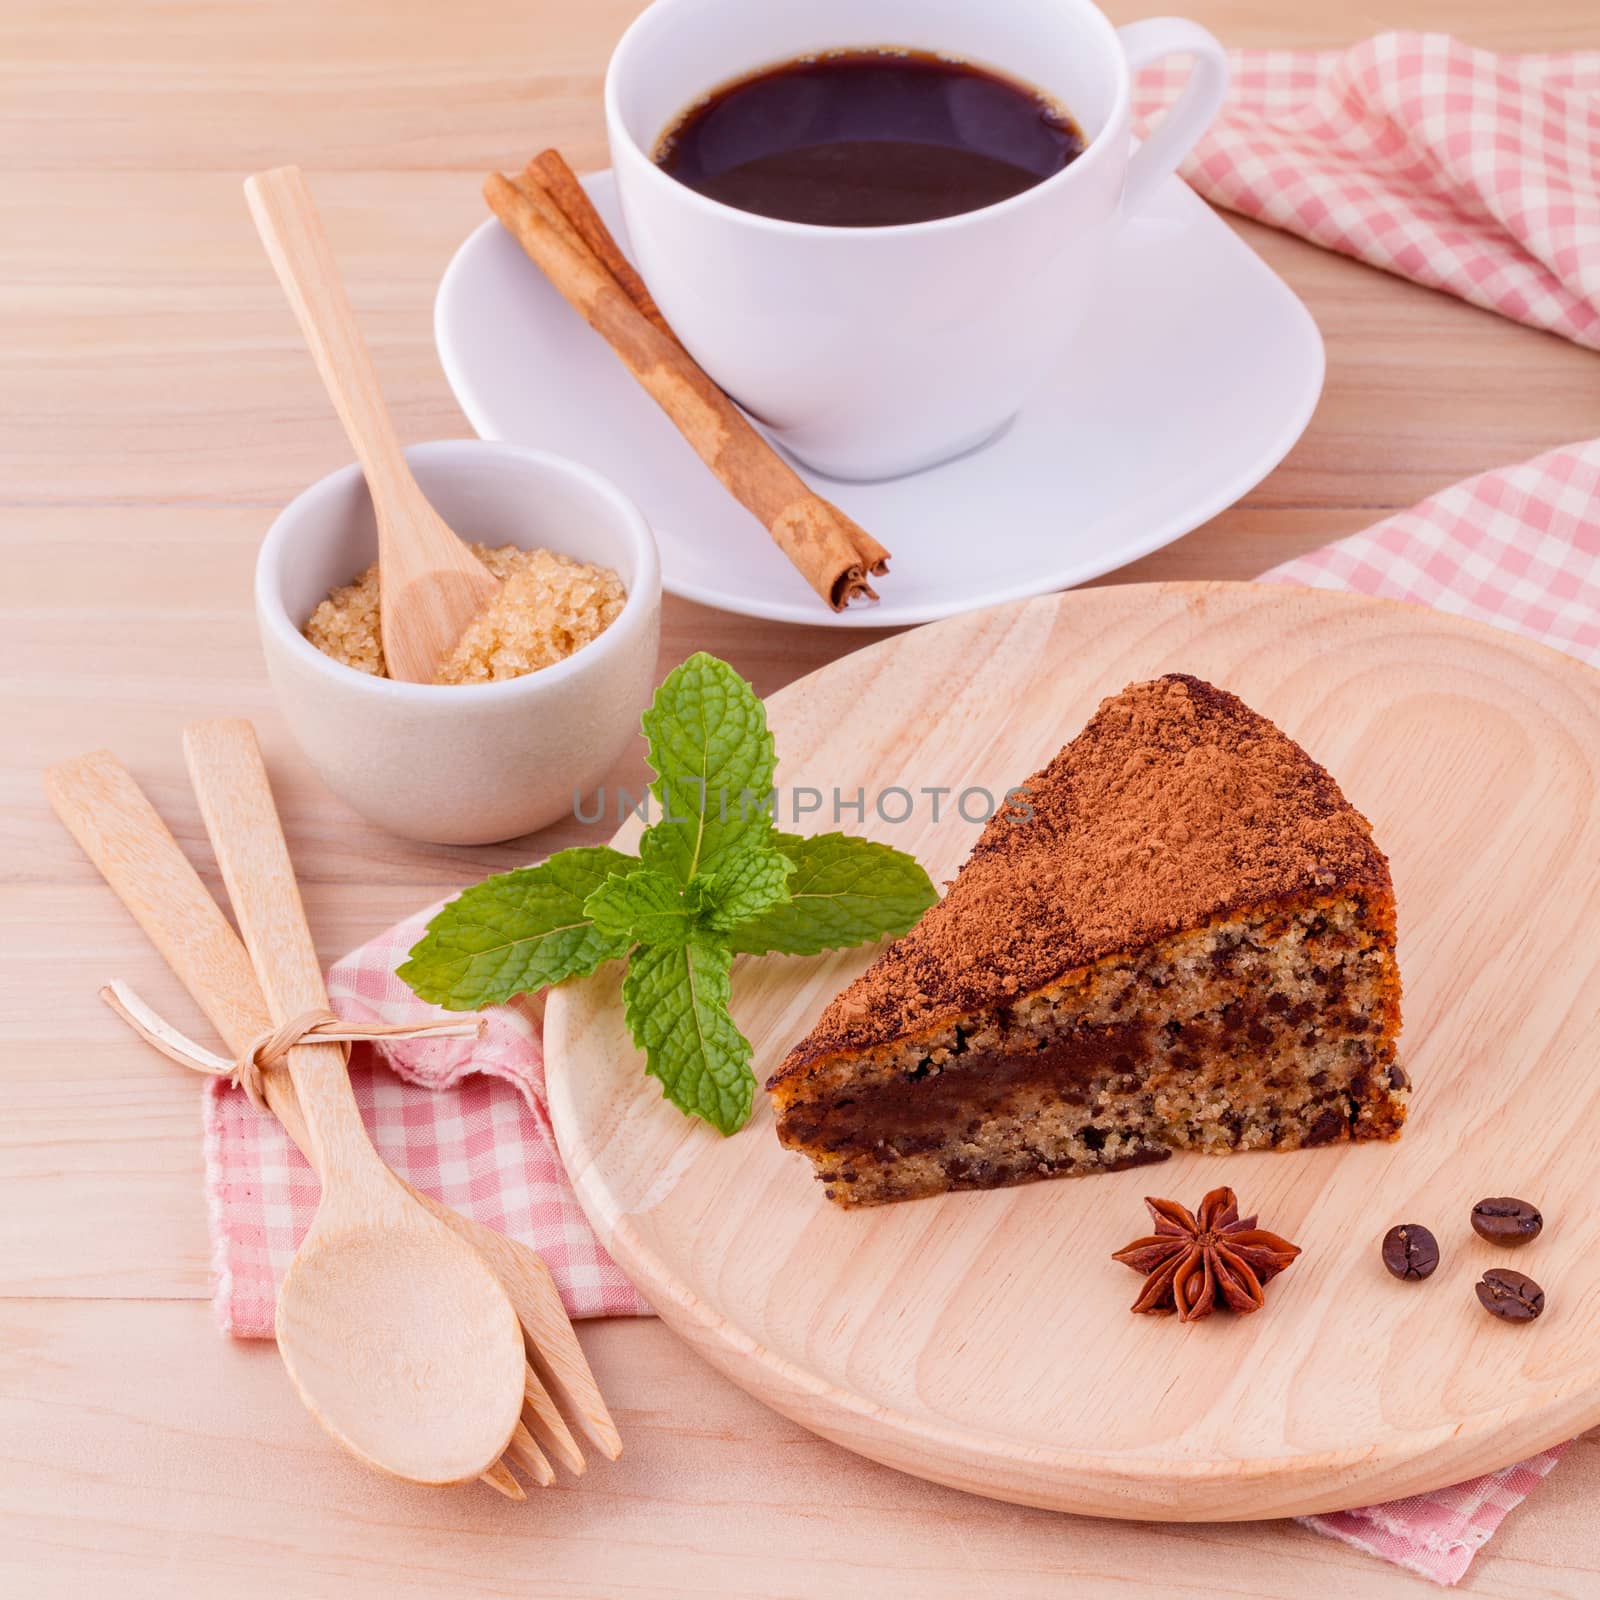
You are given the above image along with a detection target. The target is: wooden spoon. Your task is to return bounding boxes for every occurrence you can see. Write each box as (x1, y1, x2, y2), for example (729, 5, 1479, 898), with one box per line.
(245, 165, 498, 682)
(181, 719, 526, 1484)
(42, 747, 621, 1491)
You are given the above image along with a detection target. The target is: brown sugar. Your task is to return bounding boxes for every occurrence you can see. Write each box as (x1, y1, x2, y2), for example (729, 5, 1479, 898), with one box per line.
(303, 543, 626, 685)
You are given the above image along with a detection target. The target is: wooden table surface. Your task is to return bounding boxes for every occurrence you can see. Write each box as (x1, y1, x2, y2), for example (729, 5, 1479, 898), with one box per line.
(5, 2, 1599, 1595)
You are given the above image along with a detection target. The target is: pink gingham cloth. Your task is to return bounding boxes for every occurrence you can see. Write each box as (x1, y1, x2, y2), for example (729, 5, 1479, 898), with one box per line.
(1134, 32, 1600, 349)
(200, 432, 1600, 1582)
(204, 958, 649, 1332)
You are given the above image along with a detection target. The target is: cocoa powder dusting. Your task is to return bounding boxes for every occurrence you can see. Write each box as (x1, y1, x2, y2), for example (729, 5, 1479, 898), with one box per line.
(776, 675, 1391, 1075)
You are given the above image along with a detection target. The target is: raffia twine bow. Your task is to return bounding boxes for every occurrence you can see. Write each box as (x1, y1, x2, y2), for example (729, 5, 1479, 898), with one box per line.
(99, 978, 483, 1111)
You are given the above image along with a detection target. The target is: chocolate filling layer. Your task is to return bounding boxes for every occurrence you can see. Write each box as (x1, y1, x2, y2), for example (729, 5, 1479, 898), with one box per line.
(778, 1021, 1147, 1151)
(777, 999, 1385, 1160)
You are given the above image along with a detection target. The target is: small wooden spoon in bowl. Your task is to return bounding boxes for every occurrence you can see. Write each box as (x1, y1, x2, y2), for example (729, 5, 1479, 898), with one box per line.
(183, 719, 526, 1484)
(245, 165, 498, 683)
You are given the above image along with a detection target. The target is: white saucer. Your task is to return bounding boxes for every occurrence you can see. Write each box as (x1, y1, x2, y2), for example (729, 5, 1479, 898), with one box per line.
(435, 171, 1324, 628)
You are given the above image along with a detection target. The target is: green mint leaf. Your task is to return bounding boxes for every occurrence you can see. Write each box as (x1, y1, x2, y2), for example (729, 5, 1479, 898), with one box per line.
(728, 832, 938, 956)
(621, 938, 754, 1134)
(638, 652, 777, 884)
(398, 846, 639, 1009)
(584, 869, 697, 947)
(693, 839, 795, 933)
(683, 877, 720, 919)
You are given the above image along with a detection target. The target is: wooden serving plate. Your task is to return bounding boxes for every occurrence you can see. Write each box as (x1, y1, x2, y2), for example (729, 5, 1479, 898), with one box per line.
(545, 582, 1600, 1520)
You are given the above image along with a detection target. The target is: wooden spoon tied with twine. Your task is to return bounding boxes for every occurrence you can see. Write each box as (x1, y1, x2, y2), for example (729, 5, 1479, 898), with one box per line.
(246, 165, 500, 681)
(44, 747, 620, 1494)
(183, 720, 528, 1485)
(484, 150, 890, 612)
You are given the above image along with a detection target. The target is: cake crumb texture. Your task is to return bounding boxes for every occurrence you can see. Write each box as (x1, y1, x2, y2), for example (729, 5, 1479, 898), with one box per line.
(780, 673, 1392, 1069)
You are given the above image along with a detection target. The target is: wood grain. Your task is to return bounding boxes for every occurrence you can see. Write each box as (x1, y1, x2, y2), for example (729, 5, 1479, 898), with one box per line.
(7, 0, 1600, 1592)
(12, 1303, 1596, 1600)
(547, 582, 1600, 1521)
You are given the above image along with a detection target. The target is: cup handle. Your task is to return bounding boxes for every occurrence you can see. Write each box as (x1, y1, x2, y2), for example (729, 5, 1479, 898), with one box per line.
(1116, 18, 1229, 213)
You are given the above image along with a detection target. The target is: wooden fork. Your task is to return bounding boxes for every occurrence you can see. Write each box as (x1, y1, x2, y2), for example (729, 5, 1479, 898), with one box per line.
(44, 745, 621, 1494)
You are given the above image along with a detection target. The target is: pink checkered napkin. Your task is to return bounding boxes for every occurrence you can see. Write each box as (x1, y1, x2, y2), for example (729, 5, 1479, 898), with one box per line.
(201, 434, 1600, 1580)
(202, 900, 649, 1333)
(1134, 32, 1600, 349)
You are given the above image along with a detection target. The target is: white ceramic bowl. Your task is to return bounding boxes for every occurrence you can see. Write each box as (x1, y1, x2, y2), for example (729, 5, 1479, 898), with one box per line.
(256, 440, 662, 845)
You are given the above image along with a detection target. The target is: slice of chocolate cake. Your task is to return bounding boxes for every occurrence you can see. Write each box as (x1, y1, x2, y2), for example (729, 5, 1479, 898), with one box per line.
(768, 674, 1404, 1207)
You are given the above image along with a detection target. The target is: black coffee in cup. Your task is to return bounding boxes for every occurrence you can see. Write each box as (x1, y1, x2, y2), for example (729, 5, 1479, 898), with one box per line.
(655, 48, 1086, 227)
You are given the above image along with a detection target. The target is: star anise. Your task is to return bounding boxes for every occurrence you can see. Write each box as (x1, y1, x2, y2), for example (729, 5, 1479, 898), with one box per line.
(1112, 1187, 1301, 1322)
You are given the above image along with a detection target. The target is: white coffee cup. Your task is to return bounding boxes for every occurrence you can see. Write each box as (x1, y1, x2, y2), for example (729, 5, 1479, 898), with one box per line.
(605, 0, 1227, 483)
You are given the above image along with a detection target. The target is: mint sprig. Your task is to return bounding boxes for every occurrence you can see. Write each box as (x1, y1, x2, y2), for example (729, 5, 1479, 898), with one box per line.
(399, 653, 938, 1134)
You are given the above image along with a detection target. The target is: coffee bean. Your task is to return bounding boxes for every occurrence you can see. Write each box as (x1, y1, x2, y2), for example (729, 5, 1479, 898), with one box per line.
(1471, 1197, 1542, 1246)
(1476, 1268, 1544, 1322)
(1381, 1223, 1440, 1281)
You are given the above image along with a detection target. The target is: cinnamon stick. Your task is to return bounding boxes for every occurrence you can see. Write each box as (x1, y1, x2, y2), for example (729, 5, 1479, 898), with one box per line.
(483, 157, 890, 611)
(526, 150, 669, 337)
